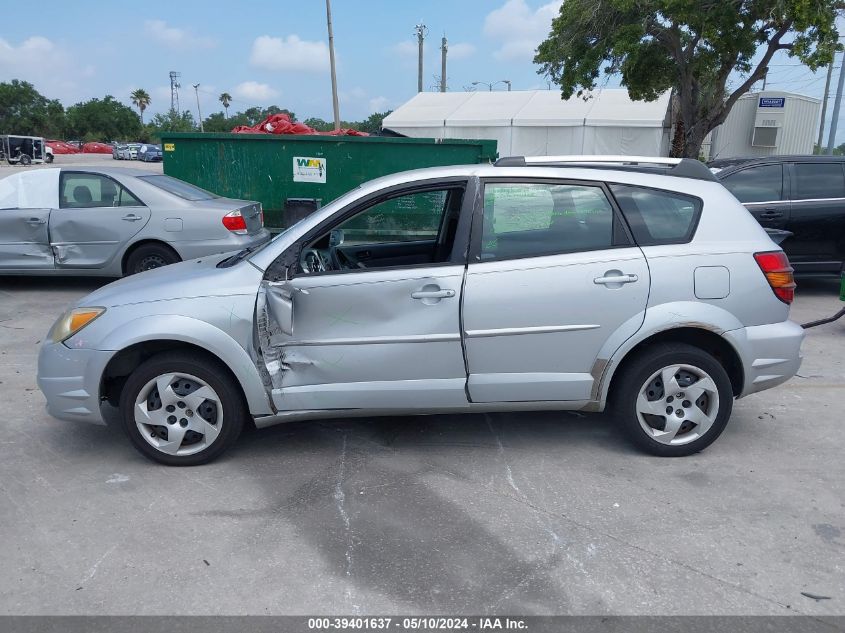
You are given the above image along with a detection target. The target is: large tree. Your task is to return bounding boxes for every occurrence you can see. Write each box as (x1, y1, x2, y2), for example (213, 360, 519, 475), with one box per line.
(535, 0, 843, 158)
(0, 79, 65, 137)
(65, 96, 142, 141)
(130, 88, 151, 123)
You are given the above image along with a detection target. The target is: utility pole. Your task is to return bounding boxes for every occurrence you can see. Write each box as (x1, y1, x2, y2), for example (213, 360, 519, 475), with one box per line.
(193, 84, 204, 132)
(326, 0, 340, 131)
(440, 36, 447, 92)
(414, 23, 427, 93)
(818, 58, 835, 151)
(761, 73, 767, 90)
(826, 51, 845, 155)
(169, 71, 181, 113)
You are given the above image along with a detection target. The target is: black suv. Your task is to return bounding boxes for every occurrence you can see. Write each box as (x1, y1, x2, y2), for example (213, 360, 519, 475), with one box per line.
(716, 155, 845, 275)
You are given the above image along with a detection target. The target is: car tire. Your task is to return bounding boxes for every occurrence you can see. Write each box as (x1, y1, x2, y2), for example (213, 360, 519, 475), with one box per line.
(119, 351, 246, 466)
(609, 342, 733, 457)
(19, 154, 31, 166)
(46, 154, 54, 163)
(125, 243, 180, 275)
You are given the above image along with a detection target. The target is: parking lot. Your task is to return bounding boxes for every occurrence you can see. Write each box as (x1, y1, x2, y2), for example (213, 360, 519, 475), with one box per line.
(0, 268, 841, 615)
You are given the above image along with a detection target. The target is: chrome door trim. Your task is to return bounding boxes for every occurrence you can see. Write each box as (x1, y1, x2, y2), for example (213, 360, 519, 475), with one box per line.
(464, 324, 601, 339)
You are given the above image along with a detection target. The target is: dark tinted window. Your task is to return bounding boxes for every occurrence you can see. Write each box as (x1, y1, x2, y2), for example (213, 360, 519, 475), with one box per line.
(720, 164, 783, 203)
(610, 185, 701, 246)
(793, 163, 845, 200)
(480, 182, 618, 260)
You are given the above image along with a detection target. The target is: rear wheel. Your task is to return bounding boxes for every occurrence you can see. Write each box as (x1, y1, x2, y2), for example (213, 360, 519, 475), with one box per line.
(125, 243, 179, 275)
(119, 352, 246, 466)
(610, 343, 733, 456)
(19, 154, 31, 166)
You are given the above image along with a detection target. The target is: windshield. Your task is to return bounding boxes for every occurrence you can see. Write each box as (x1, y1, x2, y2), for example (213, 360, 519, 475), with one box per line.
(138, 175, 220, 201)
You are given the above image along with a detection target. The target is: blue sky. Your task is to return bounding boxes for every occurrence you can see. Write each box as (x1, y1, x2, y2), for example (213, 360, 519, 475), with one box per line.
(1, 0, 840, 138)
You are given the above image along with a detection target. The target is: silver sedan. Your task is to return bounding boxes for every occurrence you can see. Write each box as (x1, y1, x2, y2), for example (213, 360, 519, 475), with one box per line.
(0, 167, 270, 276)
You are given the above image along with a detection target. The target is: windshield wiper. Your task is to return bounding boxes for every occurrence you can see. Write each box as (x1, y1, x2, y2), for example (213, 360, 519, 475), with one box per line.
(217, 246, 255, 268)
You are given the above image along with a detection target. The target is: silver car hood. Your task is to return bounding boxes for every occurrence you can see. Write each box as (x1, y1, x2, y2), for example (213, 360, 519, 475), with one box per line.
(77, 256, 263, 309)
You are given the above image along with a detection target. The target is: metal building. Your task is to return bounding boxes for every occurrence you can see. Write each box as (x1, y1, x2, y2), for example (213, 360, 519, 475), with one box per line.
(704, 91, 821, 160)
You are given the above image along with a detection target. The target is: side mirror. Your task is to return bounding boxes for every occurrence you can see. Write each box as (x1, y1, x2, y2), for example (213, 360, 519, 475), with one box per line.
(329, 229, 345, 248)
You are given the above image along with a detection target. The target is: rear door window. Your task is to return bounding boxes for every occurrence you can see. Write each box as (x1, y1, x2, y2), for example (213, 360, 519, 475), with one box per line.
(792, 163, 845, 200)
(478, 182, 623, 261)
(720, 164, 783, 203)
(59, 173, 143, 208)
(610, 185, 702, 245)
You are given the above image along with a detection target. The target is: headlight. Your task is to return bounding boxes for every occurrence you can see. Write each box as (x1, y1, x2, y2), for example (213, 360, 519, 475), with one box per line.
(49, 307, 106, 343)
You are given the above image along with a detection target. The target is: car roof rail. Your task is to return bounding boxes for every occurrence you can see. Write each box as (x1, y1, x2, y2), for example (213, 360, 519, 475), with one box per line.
(494, 155, 716, 181)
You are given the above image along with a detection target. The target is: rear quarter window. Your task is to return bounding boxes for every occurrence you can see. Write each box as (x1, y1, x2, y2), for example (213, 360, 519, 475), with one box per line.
(610, 184, 702, 246)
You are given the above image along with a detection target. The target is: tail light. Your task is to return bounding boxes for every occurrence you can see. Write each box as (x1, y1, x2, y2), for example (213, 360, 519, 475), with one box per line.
(222, 210, 247, 234)
(754, 250, 796, 304)
(259, 204, 265, 227)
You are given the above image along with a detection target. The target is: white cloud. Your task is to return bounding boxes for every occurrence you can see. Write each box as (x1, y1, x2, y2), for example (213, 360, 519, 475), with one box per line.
(0, 36, 94, 102)
(233, 81, 279, 102)
(391, 40, 418, 57)
(368, 96, 390, 113)
(144, 20, 216, 50)
(250, 35, 329, 72)
(448, 42, 476, 60)
(484, 0, 562, 61)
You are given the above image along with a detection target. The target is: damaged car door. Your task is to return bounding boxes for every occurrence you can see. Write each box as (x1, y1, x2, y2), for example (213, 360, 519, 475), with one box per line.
(0, 170, 56, 270)
(257, 182, 472, 412)
(50, 171, 151, 268)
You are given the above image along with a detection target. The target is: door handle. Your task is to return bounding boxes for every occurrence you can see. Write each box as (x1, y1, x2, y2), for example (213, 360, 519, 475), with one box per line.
(122, 214, 143, 222)
(759, 208, 783, 219)
(411, 289, 455, 299)
(593, 273, 638, 286)
(26, 217, 46, 225)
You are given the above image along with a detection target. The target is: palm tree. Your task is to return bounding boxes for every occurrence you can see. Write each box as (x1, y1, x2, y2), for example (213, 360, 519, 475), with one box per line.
(219, 92, 232, 118)
(130, 89, 151, 123)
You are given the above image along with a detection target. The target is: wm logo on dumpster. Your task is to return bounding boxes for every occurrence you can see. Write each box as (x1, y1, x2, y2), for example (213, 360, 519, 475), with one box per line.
(293, 156, 327, 183)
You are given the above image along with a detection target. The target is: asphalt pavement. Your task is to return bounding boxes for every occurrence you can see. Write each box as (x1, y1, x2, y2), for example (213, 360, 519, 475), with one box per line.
(0, 272, 842, 615)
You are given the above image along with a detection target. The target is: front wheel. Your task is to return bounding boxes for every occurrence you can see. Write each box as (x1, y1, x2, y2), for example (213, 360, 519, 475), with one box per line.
(610, 343, 733, 457)
(119, 352, 246, 465)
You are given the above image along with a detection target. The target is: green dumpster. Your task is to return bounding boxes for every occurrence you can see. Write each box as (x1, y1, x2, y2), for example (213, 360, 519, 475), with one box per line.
(160, 133, 497, 229)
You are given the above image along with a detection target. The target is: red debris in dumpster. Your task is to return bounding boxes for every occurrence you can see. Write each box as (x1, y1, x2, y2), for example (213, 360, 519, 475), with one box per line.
(231, 113, 367, 136)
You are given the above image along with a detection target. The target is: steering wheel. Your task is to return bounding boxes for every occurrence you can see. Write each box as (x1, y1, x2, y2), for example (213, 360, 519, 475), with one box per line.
(301, 248, 327, 273)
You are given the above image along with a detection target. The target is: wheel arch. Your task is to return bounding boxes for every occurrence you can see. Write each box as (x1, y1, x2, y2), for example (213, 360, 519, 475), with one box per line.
(599, 326, 745, 408)
(97, 315, 273, 418)
(121, 239, 181, 275)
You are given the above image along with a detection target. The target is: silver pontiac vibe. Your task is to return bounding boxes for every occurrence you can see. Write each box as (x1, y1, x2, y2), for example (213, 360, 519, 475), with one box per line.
(37, 156, 804, 465)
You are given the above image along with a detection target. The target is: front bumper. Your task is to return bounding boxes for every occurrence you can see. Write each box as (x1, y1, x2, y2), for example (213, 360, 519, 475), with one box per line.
(723, 320, 804, 398)
(37, 342, 114, 425)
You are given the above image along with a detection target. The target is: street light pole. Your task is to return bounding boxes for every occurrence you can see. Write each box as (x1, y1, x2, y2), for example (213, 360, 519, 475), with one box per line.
(192, 84, 204, 132)
(326, 0, 341, 131)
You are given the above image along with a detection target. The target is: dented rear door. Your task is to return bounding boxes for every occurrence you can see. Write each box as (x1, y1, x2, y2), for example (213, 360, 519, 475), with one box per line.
(257, 265, 469, 412)
(51, 171, 151, 269)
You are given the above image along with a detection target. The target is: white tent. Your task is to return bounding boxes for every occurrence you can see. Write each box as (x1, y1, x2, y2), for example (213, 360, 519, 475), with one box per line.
(383, 89, 672, 157)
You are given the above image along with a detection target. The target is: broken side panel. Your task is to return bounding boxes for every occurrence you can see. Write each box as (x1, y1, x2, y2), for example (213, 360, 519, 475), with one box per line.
(256, 267, 470, 412)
